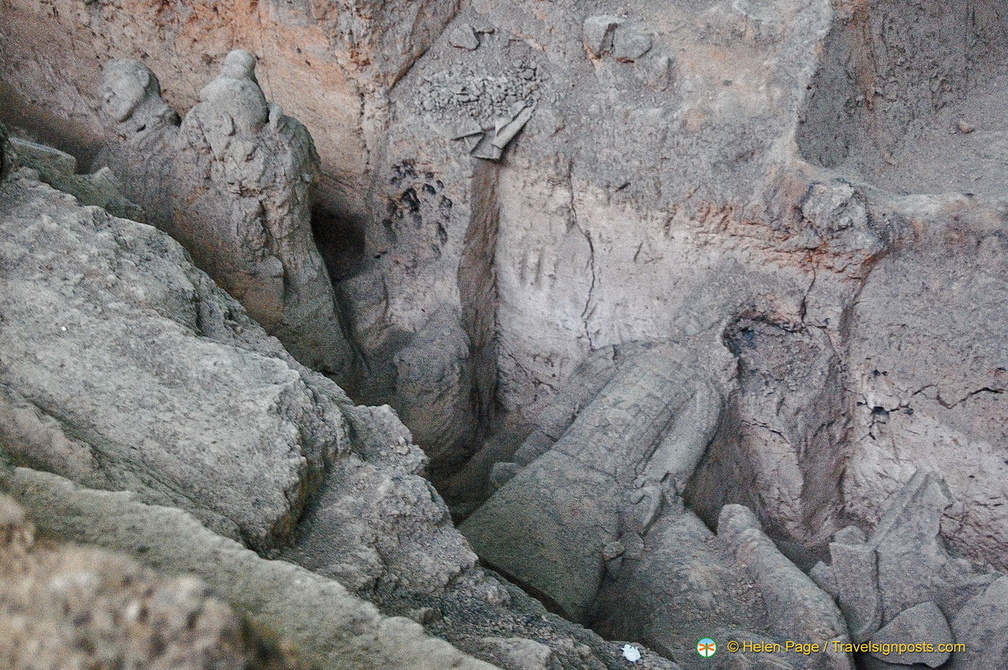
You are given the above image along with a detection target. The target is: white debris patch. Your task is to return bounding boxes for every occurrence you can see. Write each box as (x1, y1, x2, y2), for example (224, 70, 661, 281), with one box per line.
(621, 644, 642, 663)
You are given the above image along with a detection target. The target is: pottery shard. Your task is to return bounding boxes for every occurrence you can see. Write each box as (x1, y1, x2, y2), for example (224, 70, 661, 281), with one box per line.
(870, 602, 953, 667)
(583, 16, 621, 58)
(613, 27, 652, 62)
(829, 541, 882, 642)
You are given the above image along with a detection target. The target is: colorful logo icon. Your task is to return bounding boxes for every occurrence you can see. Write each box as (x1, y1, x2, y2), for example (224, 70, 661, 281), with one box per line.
(697, 638, 717, 658)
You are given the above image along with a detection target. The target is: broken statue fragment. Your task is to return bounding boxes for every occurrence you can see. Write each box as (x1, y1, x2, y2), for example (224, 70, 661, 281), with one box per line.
(461, 339, 853, 669)
(811, 471, 1001, 669)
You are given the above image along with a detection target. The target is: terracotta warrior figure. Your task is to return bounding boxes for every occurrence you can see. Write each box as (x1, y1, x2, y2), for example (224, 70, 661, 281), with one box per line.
(96, 52, 356, 382)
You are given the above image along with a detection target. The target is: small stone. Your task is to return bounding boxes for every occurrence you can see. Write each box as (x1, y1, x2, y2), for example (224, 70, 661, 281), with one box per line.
(449, 23, 480, 50)
(602, 540, 626, 561)
(956, 120, 974, 134)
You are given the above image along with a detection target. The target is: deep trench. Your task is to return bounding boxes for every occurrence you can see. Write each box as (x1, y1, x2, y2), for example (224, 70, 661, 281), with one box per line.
(9, 3, 1008, 664)
(334, 3, 1008, 655)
